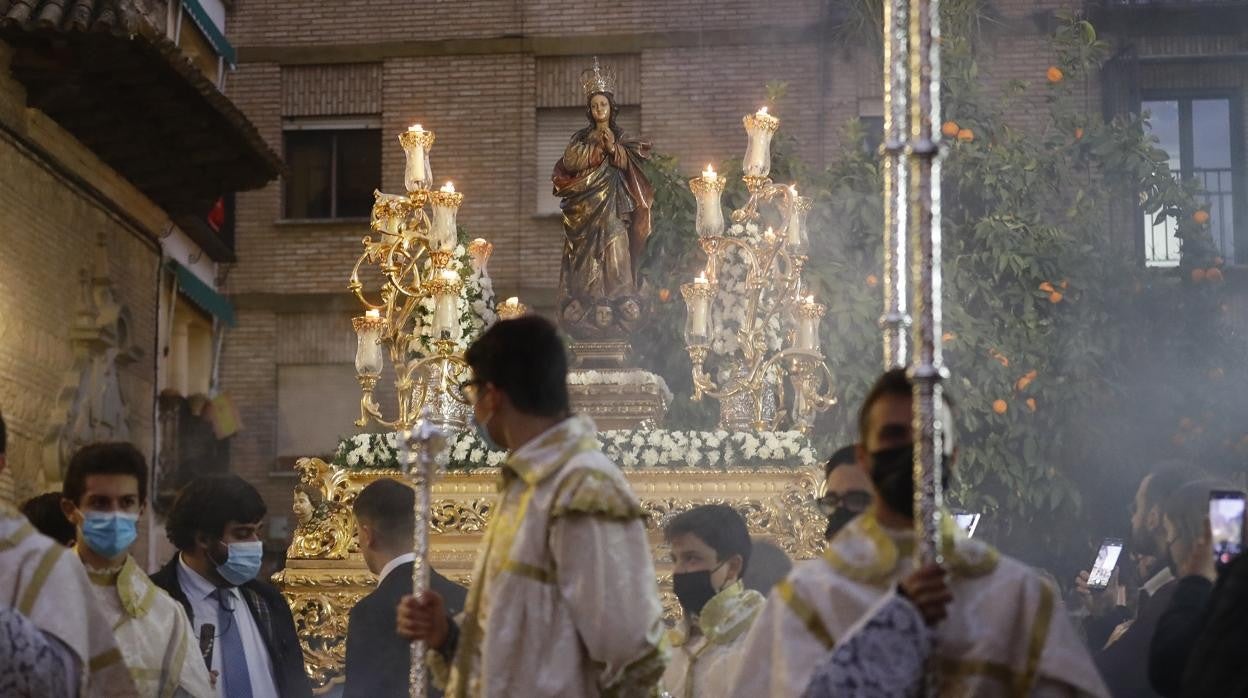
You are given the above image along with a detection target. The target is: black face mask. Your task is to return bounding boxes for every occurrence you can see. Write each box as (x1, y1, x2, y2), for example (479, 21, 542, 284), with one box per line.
(672, 562, 725, 618)
(824, 507, 859, 540)
(869, 444, 951, 518)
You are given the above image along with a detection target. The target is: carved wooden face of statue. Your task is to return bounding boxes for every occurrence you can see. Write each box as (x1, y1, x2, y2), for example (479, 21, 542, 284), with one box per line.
(589, 93, 612, 126)
(293, 491, 313, 525)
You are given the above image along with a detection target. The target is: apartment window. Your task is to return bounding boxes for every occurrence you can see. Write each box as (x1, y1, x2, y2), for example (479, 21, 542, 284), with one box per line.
(536, 106, 642, 215)
(283, 121, 381, 220)
(1141, 93, 1242, 266)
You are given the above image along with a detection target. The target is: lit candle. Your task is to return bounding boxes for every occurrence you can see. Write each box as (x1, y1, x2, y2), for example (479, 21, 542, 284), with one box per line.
(763, 227, 777, 245)
(399, 125, 435, 192)
(786, 191, 812, 251)
(429, 183, 464, 252)
(497, 296, 527, 321)
(743, 107, 780, 177)
(690, 165, 727, 237)
(682, 273, 714, 341)
(352, 312, 385, 377)
(432, 269, 462, 340)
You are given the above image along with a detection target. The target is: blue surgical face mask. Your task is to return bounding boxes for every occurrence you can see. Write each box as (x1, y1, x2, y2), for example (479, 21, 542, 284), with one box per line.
(471, 410, 503, 452)
(81, 511, 139, 559)
(215, 540, 264, 586)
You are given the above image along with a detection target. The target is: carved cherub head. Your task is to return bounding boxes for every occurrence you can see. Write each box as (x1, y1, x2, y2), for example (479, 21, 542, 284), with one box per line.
(293, 484, 323, 526)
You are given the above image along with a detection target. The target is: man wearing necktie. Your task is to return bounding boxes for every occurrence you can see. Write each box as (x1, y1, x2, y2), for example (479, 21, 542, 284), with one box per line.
(151, 475, 313, 698)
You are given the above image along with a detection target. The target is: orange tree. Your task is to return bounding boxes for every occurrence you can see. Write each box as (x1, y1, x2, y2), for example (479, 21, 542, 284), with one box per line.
(637, 14, 1247, 569)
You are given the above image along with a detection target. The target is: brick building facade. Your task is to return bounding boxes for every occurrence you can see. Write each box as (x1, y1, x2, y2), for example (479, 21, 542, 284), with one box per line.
(0, 0, 278, 567)
(220, 0, 1246, 539)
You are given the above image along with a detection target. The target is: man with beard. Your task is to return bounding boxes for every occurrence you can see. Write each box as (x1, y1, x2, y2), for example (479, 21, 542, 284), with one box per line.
(727, 369, 1108, 697)
(1092, 469, 1206, 697)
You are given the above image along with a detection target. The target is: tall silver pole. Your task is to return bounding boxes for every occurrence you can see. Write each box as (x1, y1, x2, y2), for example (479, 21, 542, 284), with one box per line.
(401, 409, 447, 698)
(907, 0, 945, 565)
(882, 0, 911, 369)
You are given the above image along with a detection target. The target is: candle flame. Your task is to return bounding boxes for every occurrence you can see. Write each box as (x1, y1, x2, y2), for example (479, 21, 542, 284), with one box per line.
(806, 295, 816, 304)
(757, 106, 769, 116)
(764, 227, 776, 238)
(695, 272, 709, 284)
(441, 181, 456, 193)
(504, 296, 520, 307)
(440, 269, 459, 281)
(703, 164, 717, 179)
(365, 309, 381, 319)
(408, 124, 424, 132)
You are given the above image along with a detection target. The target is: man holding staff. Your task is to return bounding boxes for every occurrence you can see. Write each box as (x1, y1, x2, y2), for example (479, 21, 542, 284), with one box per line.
(395, 316, 665, 697)
(728, 369, 1109, 697)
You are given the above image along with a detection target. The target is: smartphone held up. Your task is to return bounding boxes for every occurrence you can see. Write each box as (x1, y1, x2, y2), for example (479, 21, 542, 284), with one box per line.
(1087, 538, 1124, 591)
(1209, 490, 1245, 570)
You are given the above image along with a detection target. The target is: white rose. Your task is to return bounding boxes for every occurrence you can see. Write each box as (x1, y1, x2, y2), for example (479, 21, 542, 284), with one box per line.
(346, 452, 360, 466)
(642, 448, 659, 467)
(487, 451, 506, 466)
(470, 448, 484, 463)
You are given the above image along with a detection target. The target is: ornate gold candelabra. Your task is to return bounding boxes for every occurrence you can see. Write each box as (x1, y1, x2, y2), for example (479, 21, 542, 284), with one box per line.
(349, 125, 490, 432)
(681, 109, 836, 433)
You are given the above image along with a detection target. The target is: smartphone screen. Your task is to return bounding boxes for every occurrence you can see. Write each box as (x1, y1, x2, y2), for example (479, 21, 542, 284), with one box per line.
(1209, 490, 1245, 569)
(1087, 538, 1124, 590)
(953, 512, 981, 538)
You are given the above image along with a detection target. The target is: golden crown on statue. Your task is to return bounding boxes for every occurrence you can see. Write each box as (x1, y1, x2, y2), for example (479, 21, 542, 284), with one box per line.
(581, 56, 617, 97)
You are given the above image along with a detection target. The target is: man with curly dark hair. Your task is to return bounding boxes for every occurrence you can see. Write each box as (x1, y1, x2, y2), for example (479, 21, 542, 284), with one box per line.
(151, 474, 311, 698)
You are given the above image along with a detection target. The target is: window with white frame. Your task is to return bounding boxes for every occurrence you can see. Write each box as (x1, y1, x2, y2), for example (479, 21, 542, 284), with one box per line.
(1141, 93, 1242, 266)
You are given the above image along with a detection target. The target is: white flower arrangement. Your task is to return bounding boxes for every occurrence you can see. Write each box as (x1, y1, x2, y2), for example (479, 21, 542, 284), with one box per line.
(333, 427, 818, 472)
(566, 370, 674, 405)
(411, 238, 498, 358)
(709, 223, 787, 360)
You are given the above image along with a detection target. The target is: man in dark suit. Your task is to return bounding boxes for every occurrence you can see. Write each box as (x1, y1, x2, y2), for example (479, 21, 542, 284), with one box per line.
(151, 475, 313, 698)
(344, 478, 467, 698)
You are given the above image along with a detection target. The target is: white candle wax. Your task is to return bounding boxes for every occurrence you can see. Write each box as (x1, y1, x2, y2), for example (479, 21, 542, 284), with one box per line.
(690, 275, 710, 337)
(354, 319, 384, 376)
(694, 183, 724, 238)
(430, 202, 457, 251)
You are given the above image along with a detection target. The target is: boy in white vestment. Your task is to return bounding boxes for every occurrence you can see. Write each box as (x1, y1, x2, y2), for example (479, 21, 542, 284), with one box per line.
(61, 442, 214, 697)
(660, 504, 766, 698)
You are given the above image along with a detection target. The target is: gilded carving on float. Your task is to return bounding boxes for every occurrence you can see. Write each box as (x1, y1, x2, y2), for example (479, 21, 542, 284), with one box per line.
(281, 458, 823, 692)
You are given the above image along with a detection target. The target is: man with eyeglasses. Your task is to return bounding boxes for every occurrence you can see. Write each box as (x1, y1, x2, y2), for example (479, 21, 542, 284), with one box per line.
(817, 445, 874, 540)
(397, 316, 665, 697)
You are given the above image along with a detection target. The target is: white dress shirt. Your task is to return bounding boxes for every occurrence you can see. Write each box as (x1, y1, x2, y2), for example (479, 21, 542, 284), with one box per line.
(378, 552, 417, 585)
(177, 554, 281, 698)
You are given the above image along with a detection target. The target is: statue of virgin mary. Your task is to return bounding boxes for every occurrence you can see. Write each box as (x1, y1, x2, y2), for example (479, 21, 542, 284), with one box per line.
(551, 58, 654, 341)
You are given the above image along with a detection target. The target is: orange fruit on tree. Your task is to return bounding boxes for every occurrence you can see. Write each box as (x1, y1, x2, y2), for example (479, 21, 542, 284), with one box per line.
(989, 349, 1009, 367)
(866, 274, 880, 288)
(1039, 281, 1055, 293)
(658, 288, 671, 303)
(1074, 127, 1084, 140)
(1049, 291, 1064, 303)
(1207, 268, 1224, 283)
(1026, 398, 1037, 412)
(993, 399, 1008, 415)
(957, 128, 974, 142)
(1047, 66, 1064, 83)
(1191, 268, 1207, 283)
(1192, 210, 1210, 225)
(941, 121, 960, 138)
(942, 331, 956, 343)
